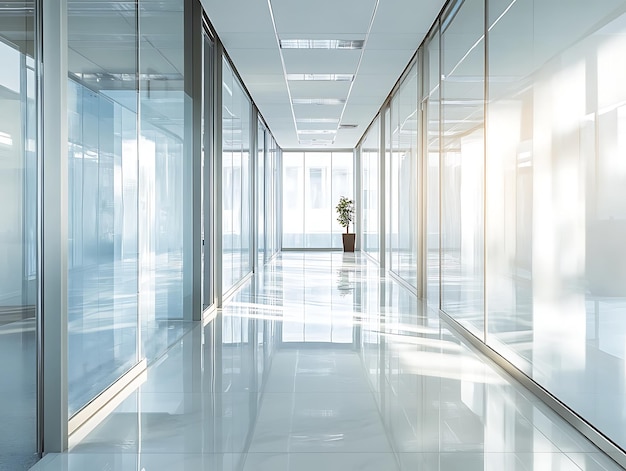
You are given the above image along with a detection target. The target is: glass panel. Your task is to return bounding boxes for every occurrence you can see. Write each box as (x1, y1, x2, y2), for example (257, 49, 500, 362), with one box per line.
(282, 152, 305, 248)
(305, 152, 332, 248)
(273, 142, 281, 255)
(441, 0, 485, 338)
(425, 28, 440, 308)
(222, 59, 234, 290)
(257, 123, 265, 268)
(222, 61, 252, 293)
(139, 0, 193, 361)
(331, 152, 354, 249)
(485, 0, 626, 451)
(391, 64, 419, 287)
(362, 118, 379, 260)
(485, 0, 534, 369)
(389, 95, 400, 272)
(0, 1, 38, 467)
(282, 152, 354, 249)
(239, 80, 252, 281)
(68, 0, 139, 414)
(202, 31, 215, 308)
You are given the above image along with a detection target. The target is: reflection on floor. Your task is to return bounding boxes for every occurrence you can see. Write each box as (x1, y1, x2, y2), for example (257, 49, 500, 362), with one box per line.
(31, 252, 624, 470)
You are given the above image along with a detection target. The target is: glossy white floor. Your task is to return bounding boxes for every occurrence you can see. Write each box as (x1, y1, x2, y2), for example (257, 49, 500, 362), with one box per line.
(31, 252, 624, 470)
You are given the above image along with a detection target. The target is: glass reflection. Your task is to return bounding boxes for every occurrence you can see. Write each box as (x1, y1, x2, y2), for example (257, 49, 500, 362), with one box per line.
(440, 0, 485, 338)
(0, 1, 37, 468)
(53, 253, 609, 471)
(68, 0, 139, 414)
(424, 28, 440, 308)
(484, 0, 626, 452)
(388, 64, 419, 288)
(222, 60, 252, 293)
(361, 117, 380, 261)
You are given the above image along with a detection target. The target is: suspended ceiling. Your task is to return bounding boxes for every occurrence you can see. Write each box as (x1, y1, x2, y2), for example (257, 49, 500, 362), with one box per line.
(202, 0, 446, 149)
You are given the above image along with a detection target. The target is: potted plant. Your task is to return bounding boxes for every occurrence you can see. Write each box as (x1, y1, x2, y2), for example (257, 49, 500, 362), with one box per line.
(336, 196, 355, 252)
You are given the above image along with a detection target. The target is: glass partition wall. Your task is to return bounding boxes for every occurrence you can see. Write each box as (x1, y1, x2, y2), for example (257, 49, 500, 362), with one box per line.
(67, 0, 140, 416)
(67, 0, 197, 415)
(2, 2, 281, 465)
(359, 0, 626, 461)
(440, 0, 485, 338)
(360, 117, 379, 261)
(388, 64, 419, 289)
(257, 122, 281, 267)
(222, 59, 252, 293)
(0, 1, 38, 468)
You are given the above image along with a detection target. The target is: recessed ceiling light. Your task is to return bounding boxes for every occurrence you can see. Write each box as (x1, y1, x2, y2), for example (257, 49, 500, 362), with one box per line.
(299, 139, 334, 145)
(279, 39, 364, 50)
(296, 118, 339, 124)
(286, 74, 354, 82)
(297, 130, 337, 135)
(292, 98, 346, 105)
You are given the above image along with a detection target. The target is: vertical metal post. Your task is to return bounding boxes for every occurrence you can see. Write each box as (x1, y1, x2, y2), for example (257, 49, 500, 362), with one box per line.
(42, 0, 68, 452)
(354, 147, 362, 251)
(251, 108, 258, 273)
(416, 51, 425, 299)
(438, 23, 443, 312)
(483, 0, 489, 341)
(379, 108, 386, 270)
(184, 0, 203, 321)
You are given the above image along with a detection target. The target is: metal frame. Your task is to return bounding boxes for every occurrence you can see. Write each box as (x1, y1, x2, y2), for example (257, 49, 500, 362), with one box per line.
(185, 0, 203, 321)
(201, 23, 217, 311)
(354, 147, 361, 251)
(35, 0, 44, 455)
(41, 0, 69, 452)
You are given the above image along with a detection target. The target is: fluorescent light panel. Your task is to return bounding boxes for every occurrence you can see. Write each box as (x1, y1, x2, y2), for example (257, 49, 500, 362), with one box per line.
(279, 39, 364, 50)
(297, 130, 336, 135)
(296, 118, 339, 124)
(292, 98, 345, 105)
(299, 139, 334, 145)
(286, 73, 353, 82)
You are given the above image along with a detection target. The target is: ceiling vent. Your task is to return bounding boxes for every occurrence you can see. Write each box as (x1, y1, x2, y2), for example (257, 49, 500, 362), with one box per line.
(339, 124, 358, 129)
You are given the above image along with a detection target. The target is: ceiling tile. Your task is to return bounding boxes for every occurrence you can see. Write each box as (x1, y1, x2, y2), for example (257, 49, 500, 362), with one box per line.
(366, 33, 421, 51)
(370, 0, 444, 34)
(225, 49, 284, 75)
(293, 104, 343, 120)
(271, 0, 377, 35)
(282, 50, 361, 74)
(341, 104, 381, 124)
(221, 33, 278, 50)
(358, 49, 415, 75)
(288, 81, 351, 100)
(201, 0, 274, 33)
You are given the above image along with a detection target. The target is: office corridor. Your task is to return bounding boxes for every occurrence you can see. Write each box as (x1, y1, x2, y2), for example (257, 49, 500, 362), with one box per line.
(31, 253, 622, 471)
